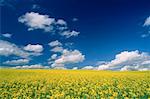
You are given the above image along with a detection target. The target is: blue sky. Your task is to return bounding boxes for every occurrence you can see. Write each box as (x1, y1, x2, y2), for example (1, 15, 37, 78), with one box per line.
(0, 0, 150, 70)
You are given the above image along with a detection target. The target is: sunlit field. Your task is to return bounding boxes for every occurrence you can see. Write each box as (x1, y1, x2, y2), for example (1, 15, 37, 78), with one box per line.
(0, 69, 150, 99)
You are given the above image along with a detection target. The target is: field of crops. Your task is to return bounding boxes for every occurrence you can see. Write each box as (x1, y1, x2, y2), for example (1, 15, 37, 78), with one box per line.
(0, 69, 150, 99)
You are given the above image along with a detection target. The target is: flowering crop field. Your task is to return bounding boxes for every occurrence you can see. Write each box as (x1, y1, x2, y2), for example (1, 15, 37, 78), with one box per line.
(0, 69, 150, 99)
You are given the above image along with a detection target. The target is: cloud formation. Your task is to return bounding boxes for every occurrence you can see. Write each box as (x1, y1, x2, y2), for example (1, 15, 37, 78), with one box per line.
(15, 64, 49, 69)
(47, 39, 85, 69)
(61, 30, 80, 38)
(18, 12, 80, 38)
(51, 46, 64, 52)
(18, 12, 55, 32)
(144, 16, 150, 26)
(56, 19, 67, 25)
(3, 59, 29, 65)
(51, 49, 85, 69)
(18, 12, 67, 32)
(98, 50, 150, 71)
(81, 66, 95, 70)
(0, 40, 43, 59)
(55, 49, 85, 64)
(24, 44, 43, 53)
(72, 67, 78, 70)
(48, 40, 62, 47)
(141, 16, 150, 38)
(51, 54, 57, 60)
(0, 40, 29, 58)
(1, 33, 12, 38)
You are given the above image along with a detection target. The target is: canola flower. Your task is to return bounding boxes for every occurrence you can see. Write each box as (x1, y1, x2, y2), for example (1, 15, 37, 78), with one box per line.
(0, 69, 150, 99)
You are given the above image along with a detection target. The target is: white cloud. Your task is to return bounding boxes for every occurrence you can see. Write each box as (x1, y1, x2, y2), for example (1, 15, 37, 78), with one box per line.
(47, 54, 58, 64)
(51, 46, 64, 52)
(144, 16, 150, 26)
(18, 12, 80, 39)
(56, 19, 67, 25)
(0, 40, 29, 58)
(49, 40, 63, 53)
(15, 64, 49, 69)
(72, 67, 78, 70)
(51, 63, 65, 68)
(0, 40, 42, 58)
(1, 33, 12, 38)
(81, 66, 95, 70)
(55, 49, 85, 64)
(51, 49, 85, 68)
(96, 61, 108, 65)
(60, 30, 80, 38)
(120, 65, 150, 71)
(3, 59, 29, 65)
(51, 54, 57, 60)
(24, 44, 43, 53)
(98, 50, 150, 71)
(48, 40, 84, 69)
(48, 40, 62, 47)
(18, 12, 55, 32)
(141, 60, 150, 65)
(141, 16, 150, 38)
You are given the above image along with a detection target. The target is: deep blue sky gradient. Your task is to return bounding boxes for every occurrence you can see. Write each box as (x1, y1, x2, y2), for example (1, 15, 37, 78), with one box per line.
(1, 0, 150, 67)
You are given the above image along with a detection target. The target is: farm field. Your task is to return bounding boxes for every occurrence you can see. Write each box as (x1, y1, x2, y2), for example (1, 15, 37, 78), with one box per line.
(0, 69, 150, 99)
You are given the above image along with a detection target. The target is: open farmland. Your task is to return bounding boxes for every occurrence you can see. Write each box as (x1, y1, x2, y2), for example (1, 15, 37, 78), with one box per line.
(0, 69, 150, 99)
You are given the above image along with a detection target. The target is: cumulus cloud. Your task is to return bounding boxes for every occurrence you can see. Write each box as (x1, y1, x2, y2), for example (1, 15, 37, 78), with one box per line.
(48, 40, 62, 47)
(51, 49, 85, 68)
(48, 40, 84, 69)
(98, 50, 150, 71)
(24, 44, 43, 53)
(51, 46, 64, 52)
(0, 40, 29, 58)
(3, 59, 29, 65)
(55, 49, 85, 64)
(18, 12, 67, 32)
(0, 40, 42, 58)
(18, 12, 80, 39)
(141, 60, 150, 65)
(47, 54, 58, 64)
(72, 67, 78, 70)
(51, 54, 57, 60)
(60, 30, 80, 38)
(48, 40, 83, 69)
(143, 16, 150, 26)
(141, 16, 150, 38)
(15, 64, 49, 69)
(18, 12, 55, 32)
(96, 61, 109, 65)
(49, 40, 64, 53)
(81, 66, 95, 70)
(1, 33, 12, 38)
(56, 19, 67, 25)
(51, 63, 65, 69)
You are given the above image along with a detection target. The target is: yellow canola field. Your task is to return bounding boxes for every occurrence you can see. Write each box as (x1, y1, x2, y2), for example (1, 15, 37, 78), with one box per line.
(0, 69, 150, 99)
